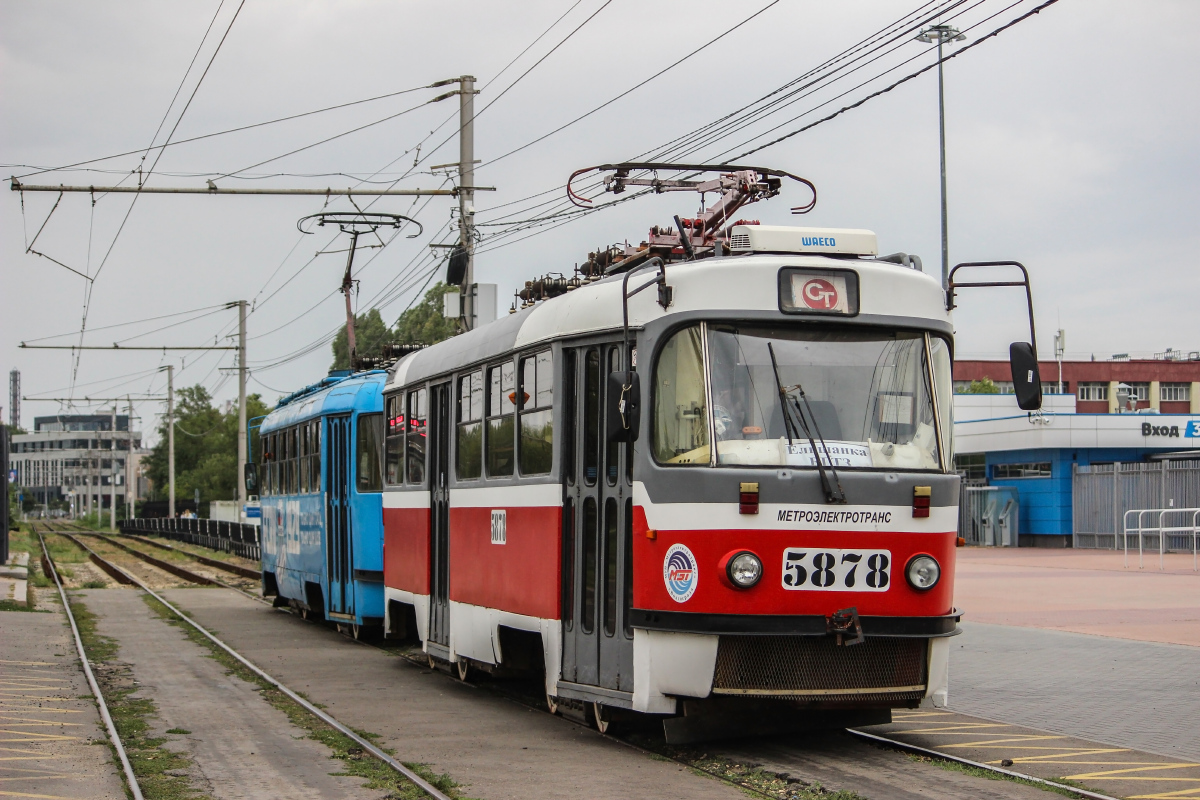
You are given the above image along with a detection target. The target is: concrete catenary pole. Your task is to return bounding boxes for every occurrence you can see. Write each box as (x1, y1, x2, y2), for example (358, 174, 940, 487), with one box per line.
(459, 75, 476, 330)
(237, 300, 248, 508)
(110, 406, 117, 530)
(127, 396, 134, 522)
(167, 364, 175, 518)
(916, 24, 964, 289)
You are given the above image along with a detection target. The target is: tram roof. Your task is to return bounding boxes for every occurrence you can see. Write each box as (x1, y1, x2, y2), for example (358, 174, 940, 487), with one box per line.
(262, 370, 386, 433)
(389, 252, 949, 391)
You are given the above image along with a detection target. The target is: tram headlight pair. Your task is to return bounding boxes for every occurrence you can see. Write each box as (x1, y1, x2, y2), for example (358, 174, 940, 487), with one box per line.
(905, 555, 941, 591)
(726, 551, 763, 588)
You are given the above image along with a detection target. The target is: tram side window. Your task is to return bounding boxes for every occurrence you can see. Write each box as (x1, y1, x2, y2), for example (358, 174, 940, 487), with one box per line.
(653, 326, 709, 465)
(261, 433, 273, 496)
(407, 388, 428, 485)
(457, 371, 483, 480)
(357, 413, 384, 492)
(299, 422, 310, 492)
(289, 427, 299, 494)
(519, 350, 554, 475)
(310, 420, 321, 491)
(385, 394, 404, 485)
(486, 361, 516, 477)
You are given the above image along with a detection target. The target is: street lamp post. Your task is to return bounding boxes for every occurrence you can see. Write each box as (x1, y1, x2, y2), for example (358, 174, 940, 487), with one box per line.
(916, 24, 966, 289)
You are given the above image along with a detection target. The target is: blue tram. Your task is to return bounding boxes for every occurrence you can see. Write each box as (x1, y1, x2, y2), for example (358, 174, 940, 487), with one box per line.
(257, 370, 388, 635)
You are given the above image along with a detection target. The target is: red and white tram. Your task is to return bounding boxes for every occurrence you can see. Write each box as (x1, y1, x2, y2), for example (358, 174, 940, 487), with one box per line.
(379, 164, 1042, 739)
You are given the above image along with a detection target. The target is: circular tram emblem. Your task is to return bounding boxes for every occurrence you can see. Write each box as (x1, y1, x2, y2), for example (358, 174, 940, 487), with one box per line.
(802, 278, 839, 310)
(663, 544, 698, 603)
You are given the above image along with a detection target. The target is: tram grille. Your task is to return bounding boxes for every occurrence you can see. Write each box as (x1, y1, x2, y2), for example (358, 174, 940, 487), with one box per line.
(712, 635, 927, 699)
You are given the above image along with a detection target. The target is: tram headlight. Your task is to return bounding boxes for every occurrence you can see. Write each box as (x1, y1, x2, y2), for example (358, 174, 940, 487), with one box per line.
(905, 555, 940, 591)
(727, 551, 763, 588)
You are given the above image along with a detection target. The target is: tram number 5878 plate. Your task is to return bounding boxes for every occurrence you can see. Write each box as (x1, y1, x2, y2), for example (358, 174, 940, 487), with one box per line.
(781, 548, 891, 592)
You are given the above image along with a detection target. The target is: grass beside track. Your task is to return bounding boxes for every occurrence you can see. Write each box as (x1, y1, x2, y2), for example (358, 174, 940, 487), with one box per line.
(905, 754, 1090, 798)
(141, 594, 470, 800)
(626, 736, 867, 800)
(68, 593, 212, 800)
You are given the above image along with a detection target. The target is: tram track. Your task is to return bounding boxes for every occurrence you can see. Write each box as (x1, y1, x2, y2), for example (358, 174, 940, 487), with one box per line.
(34, 525, 455, 800)
(32, 525, 145, 800)
(34, 524, 1113, 799)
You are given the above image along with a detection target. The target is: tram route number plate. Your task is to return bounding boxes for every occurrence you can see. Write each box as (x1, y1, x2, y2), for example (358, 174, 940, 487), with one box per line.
(781, 548, 891, 592)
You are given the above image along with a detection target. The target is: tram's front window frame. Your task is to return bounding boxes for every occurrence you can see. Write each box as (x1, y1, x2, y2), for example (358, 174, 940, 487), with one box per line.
(652, 322, 952, 473)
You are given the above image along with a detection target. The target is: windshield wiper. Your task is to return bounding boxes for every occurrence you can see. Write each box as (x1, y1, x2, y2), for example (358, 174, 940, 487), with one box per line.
(768, 342, 847, 505)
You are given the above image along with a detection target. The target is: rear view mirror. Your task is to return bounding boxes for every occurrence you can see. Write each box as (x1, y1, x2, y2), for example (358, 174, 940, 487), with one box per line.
(607, 371, 641, 442)
(1009, 342, 1042, 411)
(244, 463, 260, 495)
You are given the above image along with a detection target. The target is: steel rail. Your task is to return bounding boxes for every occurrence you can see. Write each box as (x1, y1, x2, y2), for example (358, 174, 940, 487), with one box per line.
(53, 530, 452, 800)
(121, 534, 260, 580)
(35, 528, 145, 800)
(847, 729, 1120, 800)
(78, 533, 215, 586)
(66, 532, 264, 605)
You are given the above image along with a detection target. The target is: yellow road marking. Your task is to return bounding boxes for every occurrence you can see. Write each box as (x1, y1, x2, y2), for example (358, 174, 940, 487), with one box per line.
(890, 723, 1012, 734)
(0, 722, 81, 728)
(1128, 789, 1200, 799)
(0, 790, 82, 799)
(0, 710, 82, 716)
(995, 749, 1128, 761)
(0, 775, 72, 782)
(938, 735, 1067, 748)
(1061, 765, 1200, 778)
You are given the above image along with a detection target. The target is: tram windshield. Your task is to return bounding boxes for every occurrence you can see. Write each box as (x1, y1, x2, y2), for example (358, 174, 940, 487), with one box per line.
(653, 324, 952, 471)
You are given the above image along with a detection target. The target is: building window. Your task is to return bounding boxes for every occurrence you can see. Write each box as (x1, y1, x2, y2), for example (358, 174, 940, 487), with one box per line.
(1161, 382, 1191, 402)
(993, 462, 1051, 479)
(1041, 381, 1069, 394)
(1125, 382, 1149, 401)
(1077, 382, 1108, 401)
(954, 453, 986, 480)
(995, 381, 1015, 394)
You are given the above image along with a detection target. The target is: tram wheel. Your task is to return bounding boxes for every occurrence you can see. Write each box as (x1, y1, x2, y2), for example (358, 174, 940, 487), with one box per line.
(299, 606, 311, 621)
(592, 702, 614, 734)
(351, 623, 363, 640)
(456, 659, 470, 681)
(546, 693, 559, 715)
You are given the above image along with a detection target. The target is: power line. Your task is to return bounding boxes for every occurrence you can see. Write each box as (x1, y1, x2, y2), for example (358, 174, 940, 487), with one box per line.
(11, 83, 444, 181)
(729, 0, 1054, 162)
(482, 0, 782, 169)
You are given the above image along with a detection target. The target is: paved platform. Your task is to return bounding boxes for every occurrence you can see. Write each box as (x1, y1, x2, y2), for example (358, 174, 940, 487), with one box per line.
(80, 588, 387, 800)
(867, 707, 1200, 800)
(955, 547, 1200, 646)
(949, 621, 1200, 763)
(0, 597, 127, 800)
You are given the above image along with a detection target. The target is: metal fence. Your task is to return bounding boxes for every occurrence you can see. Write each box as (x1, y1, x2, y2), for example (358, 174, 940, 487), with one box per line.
(1121, 508, 1200, 570)
(1073, 459, 1200, 549)
(120, 517, 261, 561)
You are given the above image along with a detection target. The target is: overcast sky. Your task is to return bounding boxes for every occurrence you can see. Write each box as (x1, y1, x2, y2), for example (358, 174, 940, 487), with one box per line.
(3, 0, 1198, 442)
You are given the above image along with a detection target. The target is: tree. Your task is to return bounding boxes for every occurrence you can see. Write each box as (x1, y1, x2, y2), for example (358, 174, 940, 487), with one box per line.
(330, 308, 395, 370)
(393, 282, 460, 346)
(143, 385, 270, 505)
(963, 377, 1001, 394)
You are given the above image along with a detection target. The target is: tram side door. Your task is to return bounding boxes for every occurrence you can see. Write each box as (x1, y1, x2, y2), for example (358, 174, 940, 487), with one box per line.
(326, 414, 353, 618)
(428, 383, 452, 650)
(561, 342, 635, 693)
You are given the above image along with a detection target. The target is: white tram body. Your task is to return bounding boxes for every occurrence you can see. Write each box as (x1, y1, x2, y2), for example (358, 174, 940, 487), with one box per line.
(381, 224, 963, 732)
